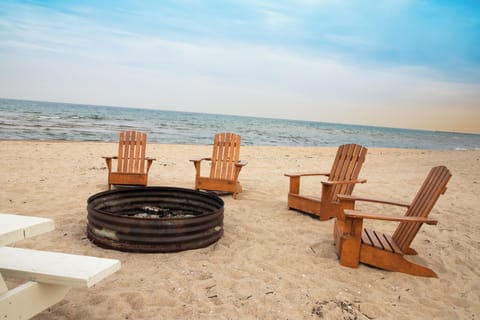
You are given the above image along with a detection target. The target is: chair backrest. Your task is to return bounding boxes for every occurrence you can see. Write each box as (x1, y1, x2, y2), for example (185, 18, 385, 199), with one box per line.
(209, 132, 241, 181)
(328, 144, 368, 202)
(393, 166, 452, 251)
(116, 130, 148, 174)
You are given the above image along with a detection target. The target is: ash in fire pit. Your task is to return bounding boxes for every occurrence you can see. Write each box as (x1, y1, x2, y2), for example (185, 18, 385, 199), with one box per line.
(131, 206, 196, 218)
(87, 187, 224, 253)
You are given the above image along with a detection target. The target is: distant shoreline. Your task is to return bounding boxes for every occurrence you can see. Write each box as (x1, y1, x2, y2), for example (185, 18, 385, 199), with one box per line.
(1, 140, 477, 154)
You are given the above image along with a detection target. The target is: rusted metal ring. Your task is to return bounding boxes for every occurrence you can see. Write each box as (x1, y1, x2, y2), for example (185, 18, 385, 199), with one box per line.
(87, 187, 224, 253)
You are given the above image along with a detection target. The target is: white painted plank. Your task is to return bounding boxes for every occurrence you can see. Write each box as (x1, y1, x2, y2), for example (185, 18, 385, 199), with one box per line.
(0, 213, 54, 246)
(0, 247, 120, 288)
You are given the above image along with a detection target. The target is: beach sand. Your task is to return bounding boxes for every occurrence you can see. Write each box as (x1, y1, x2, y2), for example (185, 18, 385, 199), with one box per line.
(1, 140, 479, 319)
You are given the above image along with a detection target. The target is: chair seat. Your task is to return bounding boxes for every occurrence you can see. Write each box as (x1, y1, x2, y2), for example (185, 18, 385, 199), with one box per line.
(362, 229, 403, 254)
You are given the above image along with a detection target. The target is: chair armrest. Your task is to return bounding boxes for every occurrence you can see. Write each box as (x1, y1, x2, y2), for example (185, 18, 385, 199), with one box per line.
(145, 157, 155, 172)
(344, 209, 438, 225)
(235, 160, 248, 167)
(191, 157, 211, 176)
(322, 179, 367, 186)
(103, 156, 117, 172)
(337, 195, 410, 208)
(189, 157, 211, 163)
(284, 172, 330, 177)
(102, 156, 154, 161)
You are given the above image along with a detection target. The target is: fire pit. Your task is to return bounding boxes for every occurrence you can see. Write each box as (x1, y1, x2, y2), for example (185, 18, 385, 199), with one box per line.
(86, 187, 224, 253)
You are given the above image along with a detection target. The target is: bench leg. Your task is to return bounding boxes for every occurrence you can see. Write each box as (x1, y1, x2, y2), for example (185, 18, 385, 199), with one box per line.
(0, 282, 70, 319)
(0, 276, 7, 293)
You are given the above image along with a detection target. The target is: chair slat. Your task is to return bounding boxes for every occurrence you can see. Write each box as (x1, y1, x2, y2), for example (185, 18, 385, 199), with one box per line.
(128, 131, 136, 173)
(383, 233, 403, 254)
(363, 229, 400, 253)
(215, 134, 226, 178)
(234, 135, 240, 163)
(139, 132, 146, 174)
(364, 229, 384, 249)
(220, 133, 231, 180)
(329, 145, 345, 198)
(122, 131, 131, 173)
(329, 144, 347, 181)
(210, 134, 219, 177)
(117, 131, 125, 172)
(131, 132, 143, 173)
(376, 231, 395, 253)
(226, 134, 236, 180)
(361, 229, 373, 246)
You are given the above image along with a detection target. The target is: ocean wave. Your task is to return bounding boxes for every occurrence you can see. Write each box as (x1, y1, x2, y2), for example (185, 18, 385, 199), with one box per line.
(1, 98, 479, 150)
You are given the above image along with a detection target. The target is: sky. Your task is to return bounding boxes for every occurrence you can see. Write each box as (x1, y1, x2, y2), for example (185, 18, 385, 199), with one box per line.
(0, 1, 479, 134)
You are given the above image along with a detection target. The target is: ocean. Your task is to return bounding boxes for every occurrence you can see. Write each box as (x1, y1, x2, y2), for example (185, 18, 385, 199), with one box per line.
(1, 98, 479, 150)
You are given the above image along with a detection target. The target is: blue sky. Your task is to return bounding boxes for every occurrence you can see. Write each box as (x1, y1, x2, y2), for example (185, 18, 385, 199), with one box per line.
(0, 0, 479, 133)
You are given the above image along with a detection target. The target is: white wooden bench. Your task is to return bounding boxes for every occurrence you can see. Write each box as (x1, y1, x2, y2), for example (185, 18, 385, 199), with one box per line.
(0, 247, 120, 319)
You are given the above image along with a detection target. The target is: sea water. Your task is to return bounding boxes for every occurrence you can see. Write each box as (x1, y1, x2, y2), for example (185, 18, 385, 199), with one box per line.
(1, 98, 479, 150)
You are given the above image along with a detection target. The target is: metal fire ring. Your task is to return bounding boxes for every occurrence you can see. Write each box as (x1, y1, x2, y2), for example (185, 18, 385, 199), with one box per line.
(86, 187, 224, 253)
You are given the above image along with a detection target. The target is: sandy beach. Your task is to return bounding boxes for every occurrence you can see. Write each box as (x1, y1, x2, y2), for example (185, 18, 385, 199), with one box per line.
(1, 140, 479, 319)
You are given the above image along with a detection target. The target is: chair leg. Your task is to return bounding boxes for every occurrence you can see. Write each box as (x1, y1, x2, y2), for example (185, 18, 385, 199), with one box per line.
(194, 176, 201, 191)
(360, 245, 437, 277)
(232, 183, 242, 199)
(337, 218, 363, 268)
(404, 247, 418, 255)
(319, 184, 335, 220)
(394, 257, 437, 277)
(288, 176, 300, 195)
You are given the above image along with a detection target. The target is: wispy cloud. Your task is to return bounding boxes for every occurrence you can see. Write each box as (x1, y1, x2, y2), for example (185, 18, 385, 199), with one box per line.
(2, 1, 479, 79)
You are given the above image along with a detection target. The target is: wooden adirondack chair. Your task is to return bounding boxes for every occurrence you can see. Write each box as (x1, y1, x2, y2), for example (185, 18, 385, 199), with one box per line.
(103, 130, 155, 190)
(284, 144, 368, 220)
(190, 132, 247, 199)
(333, 166, 452, 277)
